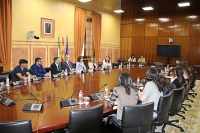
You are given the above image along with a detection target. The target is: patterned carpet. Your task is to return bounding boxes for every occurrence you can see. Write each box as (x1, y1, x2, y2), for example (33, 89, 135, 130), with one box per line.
(156, 80, 200, 133)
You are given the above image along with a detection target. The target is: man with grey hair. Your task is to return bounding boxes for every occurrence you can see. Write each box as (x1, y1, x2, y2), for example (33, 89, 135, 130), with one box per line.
(61, 54, 75, 72)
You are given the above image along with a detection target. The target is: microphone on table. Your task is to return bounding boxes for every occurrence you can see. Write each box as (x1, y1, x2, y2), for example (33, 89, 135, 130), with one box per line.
(89, 84, 107, 100)
(60, 88, 79, 107)
(22, 92, 43, 111)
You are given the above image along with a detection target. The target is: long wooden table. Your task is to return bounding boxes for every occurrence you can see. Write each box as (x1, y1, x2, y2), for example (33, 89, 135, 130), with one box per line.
(0, 66, 148, 133)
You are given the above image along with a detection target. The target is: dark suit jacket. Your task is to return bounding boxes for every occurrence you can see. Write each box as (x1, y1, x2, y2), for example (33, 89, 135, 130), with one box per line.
(61, 61, 75, 72)
(51, 63, 62, 74)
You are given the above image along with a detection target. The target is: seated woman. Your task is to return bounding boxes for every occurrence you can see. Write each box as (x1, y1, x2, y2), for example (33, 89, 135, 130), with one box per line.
(138, 67, 163, 119)
(138, 55, 145, 62)
(102, 56, 112, 70)
(88, 56, 97, 70)
(76, 56, 86, 70)
(169, 68, 180, 89)
(159, 75, 174, 96)
(108, 72, 138, 121)
(128, 54, 136, 62)
(176, 66, 186, 85)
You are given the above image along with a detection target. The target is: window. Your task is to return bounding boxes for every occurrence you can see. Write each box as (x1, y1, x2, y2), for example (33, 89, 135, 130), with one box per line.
(83, 19, 94, 57)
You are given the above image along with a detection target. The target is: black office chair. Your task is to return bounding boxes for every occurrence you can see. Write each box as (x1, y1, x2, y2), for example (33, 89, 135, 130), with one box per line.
(44, 67, 51, 73)
(154, 62, 163, 68)
(0, 74, 8, 82)
(162, 86, 185, 132)
(112, 62, 119, 69)
(0, 119, 32, 133)
(107, 102, 154, 133)
(64, 104, 103, 133)
(181, 81, 191, 111)
(117, 58, 124, 63)
(151, 91, 172, 133)
(188, 72, 197, 97)
(98, 62, 103, 68)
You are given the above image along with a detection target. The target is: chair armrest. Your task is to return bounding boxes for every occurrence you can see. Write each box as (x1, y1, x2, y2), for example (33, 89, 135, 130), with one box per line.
(153, 110, 160, 115)
(64, 128, 70, 133)
(110, 116, 122, 127)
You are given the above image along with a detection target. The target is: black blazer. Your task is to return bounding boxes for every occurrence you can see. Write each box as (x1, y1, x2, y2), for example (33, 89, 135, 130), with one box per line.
(51, 63, 62, 74)
(61, 61, 74, 72)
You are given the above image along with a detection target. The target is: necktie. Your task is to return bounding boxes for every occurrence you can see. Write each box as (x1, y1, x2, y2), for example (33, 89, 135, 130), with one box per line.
(57, 65, 60, 71)
(67, 62, 71, 70)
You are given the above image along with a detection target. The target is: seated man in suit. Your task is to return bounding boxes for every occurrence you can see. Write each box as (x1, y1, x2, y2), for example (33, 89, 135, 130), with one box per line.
(61, 54, 75, 72)
(11, 59, 35, 81)
(138, 55, 145, 62)
(31, 57, 49, 77)
(50, 57, 62, 74)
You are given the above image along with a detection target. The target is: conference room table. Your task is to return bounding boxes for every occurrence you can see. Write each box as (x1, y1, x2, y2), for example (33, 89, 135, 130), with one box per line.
(0, 66, 149, 133)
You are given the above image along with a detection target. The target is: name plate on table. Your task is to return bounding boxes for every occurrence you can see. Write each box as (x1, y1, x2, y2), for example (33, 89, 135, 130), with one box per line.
(12, 81, 23, 86)
(32, 77, 42, 81)
(22, 103, 43, 111)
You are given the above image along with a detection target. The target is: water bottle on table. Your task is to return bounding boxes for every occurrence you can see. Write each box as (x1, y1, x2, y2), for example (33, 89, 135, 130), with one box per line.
(79, 90, 84, 104)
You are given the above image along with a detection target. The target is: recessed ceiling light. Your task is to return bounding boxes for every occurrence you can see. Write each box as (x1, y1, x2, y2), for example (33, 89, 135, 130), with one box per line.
(178, 2, 190, 7)
(135, 18, 145, 22)
(142, 6, 154, 11)
(114, 9, 124, 13)
(159, 18, 169, 22)
(78, 0, 92, 2)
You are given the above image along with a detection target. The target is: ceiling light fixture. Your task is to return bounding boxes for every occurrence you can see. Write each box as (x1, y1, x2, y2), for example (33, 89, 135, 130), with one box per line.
(78, 0, 92, 2)
(178, 2, 190, 7)
(114, 9, 124, 13)
(142, 6, 154, 11)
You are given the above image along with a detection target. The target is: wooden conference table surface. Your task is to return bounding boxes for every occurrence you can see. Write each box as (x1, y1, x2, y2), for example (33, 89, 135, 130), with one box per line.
(0, 66, 149, 133)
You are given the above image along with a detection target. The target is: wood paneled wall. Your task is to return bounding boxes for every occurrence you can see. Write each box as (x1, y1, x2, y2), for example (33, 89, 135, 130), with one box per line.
(120, 0, 200, 65)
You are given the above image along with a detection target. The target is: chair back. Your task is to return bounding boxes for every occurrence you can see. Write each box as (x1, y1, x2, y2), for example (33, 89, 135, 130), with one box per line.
(182, 81, 189, 97)
(117, 58, 125, 63)
(152, 91, 172, 126)
(68, 104, 103, 133)
(0, 74, 8, 82)
(0, 119, 32, 133)
(191, 71, 197, 87)
(98, 62, 103, 68)
(168, 86, 184, 116)
(121, 102, 154, 133)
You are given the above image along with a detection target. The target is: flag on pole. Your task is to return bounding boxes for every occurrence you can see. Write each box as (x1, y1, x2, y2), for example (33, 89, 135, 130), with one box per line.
(58, 36, 61, 57)
(66, 36, 69, 54)
(61, 37, 65, 61)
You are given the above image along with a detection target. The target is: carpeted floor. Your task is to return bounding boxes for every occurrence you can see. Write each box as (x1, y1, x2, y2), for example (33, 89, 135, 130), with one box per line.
(156, 80, 200, 133)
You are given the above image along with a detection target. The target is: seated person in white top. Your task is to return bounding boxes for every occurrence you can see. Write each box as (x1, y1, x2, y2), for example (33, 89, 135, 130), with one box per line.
(102, 56, 112, 70)
(138, 55, 145, 62)
(76, 56, 86, 70)
(88, 56, 97, 70)
(128, 54, 136, 62)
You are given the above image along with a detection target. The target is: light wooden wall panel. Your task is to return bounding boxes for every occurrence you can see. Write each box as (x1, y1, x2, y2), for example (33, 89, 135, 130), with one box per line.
(145, 23, 158, 36)
(188, 37, 200, 65)
(132, 24, 144, 37)
(158, 22, 174, 37)
(121, 24, 132, 37)
(189, 21, 200, 37)
(132, 37, 144, 60)
(121, 0, 133, 24)
(120, 38, 132, 60)
(174, 21, 189, 37)
(144, 37, 157, 63)
(120, 0, 200, 65)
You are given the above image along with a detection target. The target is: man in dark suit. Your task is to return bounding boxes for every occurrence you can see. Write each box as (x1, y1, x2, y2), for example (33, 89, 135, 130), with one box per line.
(61, 54, 75, 72)
(50, 57, 62, 74)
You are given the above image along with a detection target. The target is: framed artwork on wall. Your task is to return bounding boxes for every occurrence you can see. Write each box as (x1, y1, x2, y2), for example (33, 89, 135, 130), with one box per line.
(41, 18, 55, 37)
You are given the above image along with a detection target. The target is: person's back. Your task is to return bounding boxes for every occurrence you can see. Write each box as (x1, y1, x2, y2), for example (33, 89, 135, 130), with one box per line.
(111, 86, 138, 120)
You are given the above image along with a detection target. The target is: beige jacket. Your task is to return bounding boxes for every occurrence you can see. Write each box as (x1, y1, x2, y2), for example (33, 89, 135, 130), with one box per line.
(109, 86, 138, 120)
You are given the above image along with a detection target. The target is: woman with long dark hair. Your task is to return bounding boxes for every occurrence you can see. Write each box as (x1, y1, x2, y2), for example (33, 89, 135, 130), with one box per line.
(170, 68, 180, 88)
(138, 67, 163, 119)
(102, 56, 112, 70)
(108, 72, 138, 120)
(159, 75, 174, 95)
(176, 66, 186, 85)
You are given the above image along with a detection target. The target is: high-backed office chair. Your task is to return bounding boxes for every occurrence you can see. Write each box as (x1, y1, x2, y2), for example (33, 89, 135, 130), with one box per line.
(151, 91, 172, 133)
(0, 74, 8, 82)
(117, 58, 124, 63)
(162, 86, 185, 132)
(188, 72, 197, 97)
(1, 71, 12, 81)
(98, 62, 103, 68)
(44, 67, 51, 73)
(190, 71, 197, 91)
(107, 102, 154, 133)
(64, 104, 103, 133)
(181, 81, 191, 111)
(154, 62, 163, 68)
(112, 62, 119, 69)
(0, 119, 32, 133)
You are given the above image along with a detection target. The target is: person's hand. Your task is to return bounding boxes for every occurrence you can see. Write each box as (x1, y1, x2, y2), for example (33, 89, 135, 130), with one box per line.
(45, 73, 49, 77)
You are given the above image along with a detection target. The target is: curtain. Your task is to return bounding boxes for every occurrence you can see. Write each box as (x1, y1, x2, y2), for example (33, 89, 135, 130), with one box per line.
(74, 7, 87, 60)
(92, 12, 101, 63)
(0, 0, 12, 71)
